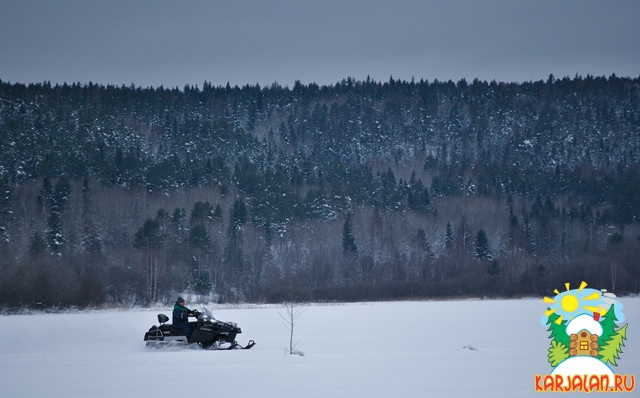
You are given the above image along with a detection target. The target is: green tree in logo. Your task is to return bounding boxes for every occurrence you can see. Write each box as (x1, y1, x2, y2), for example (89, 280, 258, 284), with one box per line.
(597, 304, 629, 366)
(545, 310, 570, 348)
(598, 304, 619, 347)
(548, 340, 569, 367)
(545, 311, 571, 366)
(600, 324, 628, 366)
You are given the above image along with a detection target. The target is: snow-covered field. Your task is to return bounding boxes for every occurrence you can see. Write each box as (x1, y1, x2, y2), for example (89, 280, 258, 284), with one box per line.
(1, 298, 638, 397)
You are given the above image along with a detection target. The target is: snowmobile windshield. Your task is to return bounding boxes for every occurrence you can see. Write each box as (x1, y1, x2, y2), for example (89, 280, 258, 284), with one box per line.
(202, 305, 215, 320)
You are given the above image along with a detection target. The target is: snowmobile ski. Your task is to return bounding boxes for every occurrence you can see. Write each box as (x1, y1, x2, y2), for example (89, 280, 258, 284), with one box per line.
(230, 340, 255, 350)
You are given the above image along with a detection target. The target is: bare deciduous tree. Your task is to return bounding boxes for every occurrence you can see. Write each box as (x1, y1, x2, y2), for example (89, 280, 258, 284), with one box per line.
(277, 279, 307, 356)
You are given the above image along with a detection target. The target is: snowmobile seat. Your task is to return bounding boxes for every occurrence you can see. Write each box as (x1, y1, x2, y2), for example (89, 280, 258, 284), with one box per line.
(157, 314, 169, 324)
(169, 325, 186, 335)
(158, 324, 171, 332)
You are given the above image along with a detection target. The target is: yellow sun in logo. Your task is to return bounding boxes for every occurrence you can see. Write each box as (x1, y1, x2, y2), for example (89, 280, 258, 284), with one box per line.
(561, 294, 579, 312)
(543, 281, 604, 325)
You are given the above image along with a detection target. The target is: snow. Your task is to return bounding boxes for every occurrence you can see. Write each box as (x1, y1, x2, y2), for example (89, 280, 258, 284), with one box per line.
(566, 314, 603, 336)
(0, 299, 638, 397)
(552, 356, 615, 387)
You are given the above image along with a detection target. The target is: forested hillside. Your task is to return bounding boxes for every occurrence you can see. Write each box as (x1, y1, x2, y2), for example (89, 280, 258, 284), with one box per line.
(0, 74, 639, 309)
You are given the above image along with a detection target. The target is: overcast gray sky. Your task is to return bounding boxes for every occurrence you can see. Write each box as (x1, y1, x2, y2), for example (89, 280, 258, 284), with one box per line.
(1, 0, 639, 88)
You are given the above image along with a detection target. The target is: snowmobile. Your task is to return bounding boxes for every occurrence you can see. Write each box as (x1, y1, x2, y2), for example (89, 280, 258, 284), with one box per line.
(143, 305, 255, 350)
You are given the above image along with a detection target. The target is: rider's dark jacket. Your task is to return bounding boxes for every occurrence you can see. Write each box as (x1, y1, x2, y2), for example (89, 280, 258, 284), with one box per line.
(172, 302, 191, 324)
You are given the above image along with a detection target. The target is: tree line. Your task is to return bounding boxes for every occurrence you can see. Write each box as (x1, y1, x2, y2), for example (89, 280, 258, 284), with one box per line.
(0, 74, 638, 310)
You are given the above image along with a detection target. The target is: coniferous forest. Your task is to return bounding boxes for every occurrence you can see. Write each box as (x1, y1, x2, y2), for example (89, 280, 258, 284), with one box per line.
(0, 74, 639, 309)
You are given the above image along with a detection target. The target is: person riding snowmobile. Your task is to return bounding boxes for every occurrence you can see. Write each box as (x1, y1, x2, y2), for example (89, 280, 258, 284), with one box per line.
(172, 297, 195, 340)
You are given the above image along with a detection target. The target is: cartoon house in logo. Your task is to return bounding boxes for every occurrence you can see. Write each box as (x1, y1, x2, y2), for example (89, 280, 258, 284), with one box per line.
(567, 313, 601, 357)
